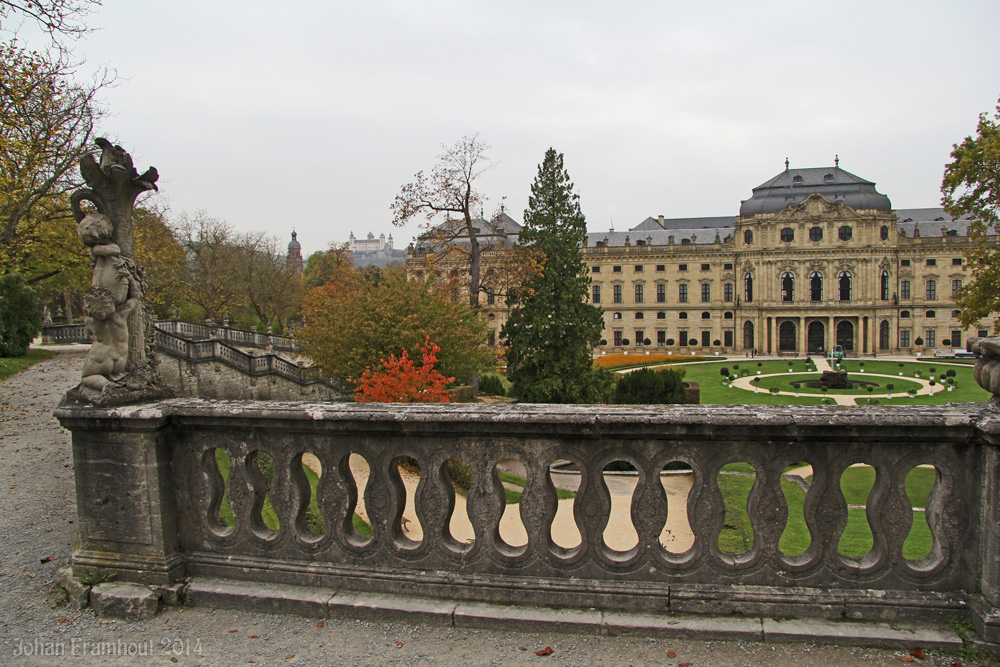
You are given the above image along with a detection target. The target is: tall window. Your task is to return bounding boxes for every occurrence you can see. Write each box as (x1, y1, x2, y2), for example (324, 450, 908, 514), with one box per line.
(880, 270, 889, 301)
(679, 284, 688, 303)
(743, 321, 754, 349)
(679, 330, 689, 346)
(635, 330, 644, 346)
(723, 283, 733, 302)
(839, 272, 852, 301)
(487, 288, 495, 305)
(900, 329, 911, 347)
(781, 272, 794, 302)
(592, 285, 601, 304)
(952, 330, 962, 347)
(810, 272, 822, 301)
(613, 330, 622, 346)
(744, 274, 753, 302)
(926, 279, 937, 300)
(701, 284, 711, 302)
(900, 280, 911, 300)
(657, 330, 665, 346)
(879, 320, 889, 350)
(953, 279, 962, 295)
(613, 284, 622, 303)
(925, 329, 936, 347)
(634, 284, 644, 303)
(656, 283, 665, 303)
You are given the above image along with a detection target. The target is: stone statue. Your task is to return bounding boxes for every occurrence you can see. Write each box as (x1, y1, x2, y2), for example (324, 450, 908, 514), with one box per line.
(65, 138, 171, 405)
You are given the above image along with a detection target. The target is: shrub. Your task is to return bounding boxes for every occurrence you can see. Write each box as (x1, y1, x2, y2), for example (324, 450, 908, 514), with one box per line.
(946, 369, 956, 378)
(929, 367, 936, 373)
(719, 367, 730, 377)
(713, 339, 721, 346)
(942, 339, 952, 347)
(479, 373, 506, 397)
(908, 389, 917, 397)
(621, 338, 631, 347)
(915, 337, 924, 346)
(769, 386, 780, 395)
(733, 364, 740, 370)
(887, 384, 895, 391)
(866, 386, 873, 393)
(821, 398, 835, 405)
(612, 367, 686, 404)
(666, 338, 675, 346)
(643, 338, 652, 346)
(867, 398, 880, 405)
(0, 274, 43, 358)
(757, 362, 762, 367)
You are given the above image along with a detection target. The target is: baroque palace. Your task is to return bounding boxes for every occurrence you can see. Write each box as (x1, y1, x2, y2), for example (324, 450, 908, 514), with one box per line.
(408, 162, 992, 357)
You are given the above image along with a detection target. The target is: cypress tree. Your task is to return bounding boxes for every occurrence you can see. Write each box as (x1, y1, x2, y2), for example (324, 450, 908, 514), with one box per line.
(501, 148, 608, 403)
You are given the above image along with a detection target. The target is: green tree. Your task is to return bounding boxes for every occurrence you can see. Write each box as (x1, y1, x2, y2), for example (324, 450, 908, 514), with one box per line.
(0, 273, 43, 357)
(299, 266, 491, 387)
(942, 97, 1000, 332)
(500, 148, 608, 403)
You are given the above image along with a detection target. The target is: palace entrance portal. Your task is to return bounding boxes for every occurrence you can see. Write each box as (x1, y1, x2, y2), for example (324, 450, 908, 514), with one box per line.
(807, 321, 825, 354)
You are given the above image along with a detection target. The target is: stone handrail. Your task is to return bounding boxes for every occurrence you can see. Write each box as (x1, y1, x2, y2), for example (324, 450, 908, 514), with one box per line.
(53, 398, 1000, 642)
(42, 320, 297, 352)
(153, 328, 323, 386)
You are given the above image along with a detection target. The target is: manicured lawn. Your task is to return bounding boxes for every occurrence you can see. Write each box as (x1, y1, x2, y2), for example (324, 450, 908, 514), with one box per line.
(668, 359, 989, 405)
(0, 349, 54, 382)
(498, 469, 576, 504)
(215, 450, 371, 538)
(596, 353, 713, 371)
(718, 464, 934, 559)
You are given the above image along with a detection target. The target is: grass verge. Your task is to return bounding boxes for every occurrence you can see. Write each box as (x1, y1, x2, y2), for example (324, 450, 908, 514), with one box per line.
(0, 349, 54, 382)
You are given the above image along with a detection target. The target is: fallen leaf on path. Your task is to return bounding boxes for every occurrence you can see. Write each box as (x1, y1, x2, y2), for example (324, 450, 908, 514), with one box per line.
(316, 621, 324, 628)
(39, 556, 53, 563)
(170, 659, 178, 663)
(248, 635, 259, 638)
(667, 651, 676, 658)
(285, 655, 295, 660)
(396, 641, 404, 647)
(57, 618, 67, 623)
(910, 649, 926, 659)
(228, 629, 238, 633)
(900, 658, 914, 663)
(536, 646, 553, 656)
(27, 573, 35, 578)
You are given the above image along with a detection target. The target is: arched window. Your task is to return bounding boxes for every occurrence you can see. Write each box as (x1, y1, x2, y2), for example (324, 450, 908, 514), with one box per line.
(839, 271, 852, 301)
(744, 229, 753, 245)
(781, 272, 794, 302)
(880, 225, 889, 241)
(744, 273, 753, 302)
(810, 272, 822, 301)
(879, 320, 890, 350)
(743, 321, 754, 349)
(880, 270, 889, 301)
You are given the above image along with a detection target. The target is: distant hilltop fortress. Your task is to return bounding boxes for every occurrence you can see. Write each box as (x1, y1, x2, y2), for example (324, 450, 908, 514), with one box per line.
(349, 231, 394, 255)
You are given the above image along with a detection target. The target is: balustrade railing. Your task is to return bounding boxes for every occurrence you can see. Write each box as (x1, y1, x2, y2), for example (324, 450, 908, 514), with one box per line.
(54, 398, 1000, 641)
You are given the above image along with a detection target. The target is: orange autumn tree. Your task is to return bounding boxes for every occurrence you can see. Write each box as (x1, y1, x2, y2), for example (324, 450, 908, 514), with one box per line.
(352, 337, 455, 403)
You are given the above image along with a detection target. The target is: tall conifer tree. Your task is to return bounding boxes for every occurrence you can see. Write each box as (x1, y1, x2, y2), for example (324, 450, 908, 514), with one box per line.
(501, 148, 608, 403)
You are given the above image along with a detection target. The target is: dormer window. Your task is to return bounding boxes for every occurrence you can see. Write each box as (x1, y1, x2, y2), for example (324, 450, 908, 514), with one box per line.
(823, 173, 834, 182)
(792, 175, 803, 185)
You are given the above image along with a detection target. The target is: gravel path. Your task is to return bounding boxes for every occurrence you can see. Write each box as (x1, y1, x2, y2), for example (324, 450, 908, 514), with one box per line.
(0, 350, 967, 666)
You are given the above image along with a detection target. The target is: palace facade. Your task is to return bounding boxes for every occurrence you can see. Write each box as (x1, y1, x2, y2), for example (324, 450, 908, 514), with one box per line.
(409, 164, 993, 357)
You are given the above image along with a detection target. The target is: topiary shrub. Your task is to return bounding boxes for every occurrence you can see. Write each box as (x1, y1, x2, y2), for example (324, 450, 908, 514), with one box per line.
(915, 337, 924, 346)
(946, 369, 956, 378)
(713, 339, 721, 347)
(666, 338, 675, 346)
(621, 338, 631, 347)
(719, 367, 730, 377)
(479, 373, 506, 397)
(643, 338, 652, 347)
(0, 274, 43, 358)
(887, 384, 894, 391)
(612, 367, 686, 404)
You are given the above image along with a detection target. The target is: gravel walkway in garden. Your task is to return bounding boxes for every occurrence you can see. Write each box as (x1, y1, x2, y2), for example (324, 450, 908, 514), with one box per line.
(0, 350, 969, 666)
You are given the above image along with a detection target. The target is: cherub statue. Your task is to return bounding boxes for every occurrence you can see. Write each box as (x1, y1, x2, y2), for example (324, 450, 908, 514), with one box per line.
(80, 278, 140, 391)
(77, 210, 139, 391)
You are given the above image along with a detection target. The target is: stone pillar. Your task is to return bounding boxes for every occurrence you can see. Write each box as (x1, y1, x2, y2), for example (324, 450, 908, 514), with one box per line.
(969, 337, 1000, 642)
(863, 316, 869, 354)
(798, 317, 806, 355)
(54, 403, 184, 585)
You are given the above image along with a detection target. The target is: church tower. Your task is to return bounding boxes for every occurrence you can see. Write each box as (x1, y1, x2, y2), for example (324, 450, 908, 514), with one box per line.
(287, 230, 304, 275)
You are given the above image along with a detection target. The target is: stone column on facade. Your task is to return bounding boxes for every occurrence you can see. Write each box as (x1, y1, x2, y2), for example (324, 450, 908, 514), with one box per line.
(828, 316, 835, 353)
(798, 316, 806, 356)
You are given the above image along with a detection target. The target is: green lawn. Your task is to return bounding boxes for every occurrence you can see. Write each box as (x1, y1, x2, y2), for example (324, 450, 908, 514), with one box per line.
(214, 450, 371, 538)
(718, 465, 935, 559)
(0, 349, 54, 382)
(670, 359, 989, 405)
(498, 469, 576, 504)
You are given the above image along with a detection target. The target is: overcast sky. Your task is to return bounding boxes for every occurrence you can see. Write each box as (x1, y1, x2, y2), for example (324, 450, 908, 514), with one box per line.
(15, 0, 1000, 256)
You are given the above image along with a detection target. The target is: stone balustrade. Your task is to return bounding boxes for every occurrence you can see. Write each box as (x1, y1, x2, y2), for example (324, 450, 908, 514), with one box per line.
(54, 398, 1000, 642)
